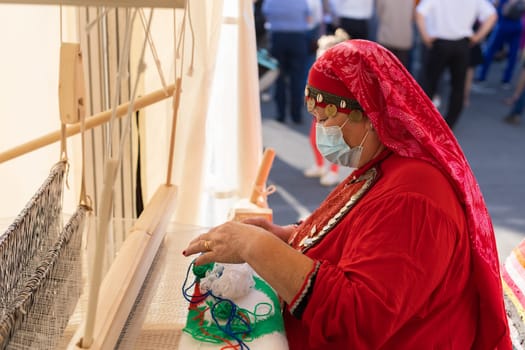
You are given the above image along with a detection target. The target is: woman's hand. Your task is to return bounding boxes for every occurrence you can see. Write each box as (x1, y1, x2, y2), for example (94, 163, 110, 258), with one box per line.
(183, 219, 315, 304)
(241, 217, 296, 242)
(183, 221, 268, 265)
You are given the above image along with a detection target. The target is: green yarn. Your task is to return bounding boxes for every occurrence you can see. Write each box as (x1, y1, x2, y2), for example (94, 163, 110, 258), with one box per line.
(247, 276, 285, 337)
(182, 275, 285, 344)
(192, 262, 215, 279)
(183, 301, 249, 345)
(214, 300, 234, 319)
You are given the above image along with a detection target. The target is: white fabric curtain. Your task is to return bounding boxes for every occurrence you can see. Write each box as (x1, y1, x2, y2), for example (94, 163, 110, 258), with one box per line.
(142, 0, 262, 227)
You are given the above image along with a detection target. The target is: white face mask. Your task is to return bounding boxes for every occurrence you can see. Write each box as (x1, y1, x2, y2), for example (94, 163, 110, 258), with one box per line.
(315, 120, 369, 168)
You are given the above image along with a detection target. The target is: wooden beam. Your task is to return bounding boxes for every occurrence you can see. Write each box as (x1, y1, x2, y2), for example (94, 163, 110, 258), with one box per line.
(0, 83, 175, 164)
(249, 147, 276, 206)
(67, 184, 178, 349)
(0, 0, 185, 8)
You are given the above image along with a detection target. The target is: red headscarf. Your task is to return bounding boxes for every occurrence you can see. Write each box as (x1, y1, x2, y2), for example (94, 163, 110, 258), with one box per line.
(307, 39, 510, 349)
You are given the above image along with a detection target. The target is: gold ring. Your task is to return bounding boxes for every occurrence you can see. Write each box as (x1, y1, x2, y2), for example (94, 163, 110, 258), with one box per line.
(202, 240, 211, 251)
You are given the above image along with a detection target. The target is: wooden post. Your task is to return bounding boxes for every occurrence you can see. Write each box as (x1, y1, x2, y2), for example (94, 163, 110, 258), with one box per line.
(249, 147, 276, 207)
(68, 184, 178, 349)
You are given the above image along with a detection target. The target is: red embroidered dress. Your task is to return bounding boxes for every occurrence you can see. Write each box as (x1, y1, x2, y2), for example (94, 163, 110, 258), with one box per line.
(286, 152, 478, 348)
(284, 40, 510, 349)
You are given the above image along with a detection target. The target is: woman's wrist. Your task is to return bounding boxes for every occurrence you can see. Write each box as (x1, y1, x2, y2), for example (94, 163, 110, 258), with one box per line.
(241, 227, 275, 263)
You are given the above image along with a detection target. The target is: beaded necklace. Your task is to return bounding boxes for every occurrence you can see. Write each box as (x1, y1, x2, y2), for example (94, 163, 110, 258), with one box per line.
(289, 150, 391, 253)
(291, 168, 378, 253)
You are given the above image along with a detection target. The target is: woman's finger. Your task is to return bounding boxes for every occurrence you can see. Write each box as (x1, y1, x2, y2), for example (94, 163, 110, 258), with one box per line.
(194, 252, 214, 266)
(183, 237, 212, 256)
(242, 216, 268, 226)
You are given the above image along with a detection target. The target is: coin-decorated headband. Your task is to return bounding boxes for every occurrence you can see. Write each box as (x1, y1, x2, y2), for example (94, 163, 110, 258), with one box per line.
(304, 85, 363, 118)
(305, 59, 363, 118)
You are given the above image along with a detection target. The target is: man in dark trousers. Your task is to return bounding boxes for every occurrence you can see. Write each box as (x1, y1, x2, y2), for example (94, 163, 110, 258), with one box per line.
(263, 0, 312, 124)
(415, 0, 497, 129)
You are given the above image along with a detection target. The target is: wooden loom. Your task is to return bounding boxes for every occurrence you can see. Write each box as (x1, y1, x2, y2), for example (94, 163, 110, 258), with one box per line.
(1, 0, 263, 347)
(0, 0, 186, 7)
(0, 16, 179, 349)
(69, 184, 177, 349)
(67, 19, 181, 346)
(0, 80, 179, 349)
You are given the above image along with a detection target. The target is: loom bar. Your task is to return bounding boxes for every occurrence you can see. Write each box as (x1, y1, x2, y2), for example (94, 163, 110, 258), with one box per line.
(68, 184, 177, 349)
(0, 0, 185, 8)
(81, 158, 119, 347)
(0, 83, 175, 164)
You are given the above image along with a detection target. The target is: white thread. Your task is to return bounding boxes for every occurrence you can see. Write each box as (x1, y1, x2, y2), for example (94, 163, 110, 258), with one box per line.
(175, 0, 196, 78)
(84, 7, 113, 33)
(139, 9, 168, 93)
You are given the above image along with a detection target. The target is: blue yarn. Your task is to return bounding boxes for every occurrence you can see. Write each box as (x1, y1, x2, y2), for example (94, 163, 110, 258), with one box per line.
(208, 295, 252, 350)
(181, 259, 253, 350)
(181, 259, 210, 303)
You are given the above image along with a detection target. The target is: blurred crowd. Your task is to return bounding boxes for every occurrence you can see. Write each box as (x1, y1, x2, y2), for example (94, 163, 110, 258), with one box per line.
(254, 0, 525, 186)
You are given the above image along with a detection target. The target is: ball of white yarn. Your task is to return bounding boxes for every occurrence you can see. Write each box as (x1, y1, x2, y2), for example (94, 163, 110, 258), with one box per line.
(200, 263, 255, 300)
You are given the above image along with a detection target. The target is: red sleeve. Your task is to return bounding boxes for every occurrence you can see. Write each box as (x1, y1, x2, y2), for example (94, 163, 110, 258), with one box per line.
(292, 193, 461, 348)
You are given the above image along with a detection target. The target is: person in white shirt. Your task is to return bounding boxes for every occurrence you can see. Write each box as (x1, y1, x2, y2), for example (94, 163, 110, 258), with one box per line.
(330, 0, 373, 39)
(415, 0, 497, 129)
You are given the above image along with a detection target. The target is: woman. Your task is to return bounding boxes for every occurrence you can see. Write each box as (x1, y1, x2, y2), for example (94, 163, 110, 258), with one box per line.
(183, 40, 511, 349)
(303, 28, 350, 186)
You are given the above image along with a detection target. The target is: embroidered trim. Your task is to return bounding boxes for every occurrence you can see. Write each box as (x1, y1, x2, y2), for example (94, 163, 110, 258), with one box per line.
(299, 167, 378, 253)
(288, 260, 321, 319)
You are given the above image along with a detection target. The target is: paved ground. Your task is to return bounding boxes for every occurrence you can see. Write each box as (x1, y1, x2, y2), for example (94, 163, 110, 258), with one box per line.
(261, 59, 525, 261)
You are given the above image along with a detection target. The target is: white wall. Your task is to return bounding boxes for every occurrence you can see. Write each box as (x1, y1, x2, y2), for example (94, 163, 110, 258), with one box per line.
(0, 5, 80, 220)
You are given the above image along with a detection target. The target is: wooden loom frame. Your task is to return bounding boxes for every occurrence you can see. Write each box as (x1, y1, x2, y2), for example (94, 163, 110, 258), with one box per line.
(69, 183, 177, 349)
(2, 0, 263, 347)
(1, 3, 182, 348)
(0, 85, 175, 165)
(0, 4, 199, 348)
(0, 0, 185, 8)
(1, 82, 179, 349)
